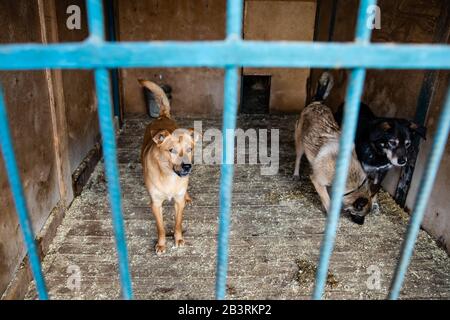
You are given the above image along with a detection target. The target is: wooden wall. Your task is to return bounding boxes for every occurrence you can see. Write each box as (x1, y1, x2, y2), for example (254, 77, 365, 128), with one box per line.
(116, 0, 227, 116)
(117, 0, 317, 115)
(0, 0, 98, 297)
(54, 0, 99, 173)
(243, 0, 316, 113)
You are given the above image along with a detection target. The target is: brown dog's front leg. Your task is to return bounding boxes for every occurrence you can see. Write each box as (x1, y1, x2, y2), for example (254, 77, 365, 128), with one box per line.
(151, 200, 166, 255)
(174, 195, 186, 248)
(184, 192, 192, 204)
(311, 178, 331, 213)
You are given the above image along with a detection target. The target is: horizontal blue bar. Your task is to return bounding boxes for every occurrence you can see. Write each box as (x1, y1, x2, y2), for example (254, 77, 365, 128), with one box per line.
(0, 41, 449, 70)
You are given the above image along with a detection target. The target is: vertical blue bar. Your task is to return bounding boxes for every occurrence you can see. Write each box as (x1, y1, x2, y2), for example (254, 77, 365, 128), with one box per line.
(389, 85, 450, 300)
(226, 0, 243, 38)
(215, 67, 239, 299)
(87, 0, 133, 299)
(86, 0, 105, 41)
(215, 0, 243, 300)
(312, 0, 377, 300)
(0, 88, 48, 300)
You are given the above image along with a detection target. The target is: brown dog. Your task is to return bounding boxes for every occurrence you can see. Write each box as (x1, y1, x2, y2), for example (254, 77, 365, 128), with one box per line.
(294, 102, 373, 224)
(139, 79, 199, 254)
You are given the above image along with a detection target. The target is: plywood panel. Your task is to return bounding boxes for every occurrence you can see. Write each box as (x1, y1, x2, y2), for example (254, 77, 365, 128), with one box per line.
(0, 1, 60, 295)
(243, 0, 317, 113)
(117, 0, 226, 115)
(53, 0, 98, 173)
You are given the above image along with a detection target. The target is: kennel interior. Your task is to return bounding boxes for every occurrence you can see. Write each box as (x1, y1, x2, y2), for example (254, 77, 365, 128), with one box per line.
(0, 0, 450, 300)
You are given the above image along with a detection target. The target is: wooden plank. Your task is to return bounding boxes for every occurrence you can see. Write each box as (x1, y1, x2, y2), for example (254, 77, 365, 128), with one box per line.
(395, 0, 450, 206)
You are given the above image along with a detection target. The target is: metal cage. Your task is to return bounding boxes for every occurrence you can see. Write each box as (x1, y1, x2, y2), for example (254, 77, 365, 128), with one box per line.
(0, 0, 449, 300)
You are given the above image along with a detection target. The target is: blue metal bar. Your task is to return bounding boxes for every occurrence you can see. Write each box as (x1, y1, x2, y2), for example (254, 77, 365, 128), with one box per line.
(1, 42, 450, 70)
(215, 66, 239, 300)
(226, 0, 244, 39)
(86, 0, 105, 41)
(313, 0, 377, 300)
(94, 69, 133, 300)
(87, 0, 133, 300)
(215, 0, 243, 300)
(389, 85, 450, 300)
(0, 88, 48, 300)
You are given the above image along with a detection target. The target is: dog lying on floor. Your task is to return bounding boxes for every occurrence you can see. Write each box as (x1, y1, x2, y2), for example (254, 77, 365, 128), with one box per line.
(139, 79, 199, 254)
(335, 102, 426, 191)
(294, 73, 373, 224)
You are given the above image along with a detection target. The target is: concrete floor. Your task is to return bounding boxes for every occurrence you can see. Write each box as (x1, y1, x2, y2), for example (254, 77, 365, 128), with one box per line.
(26, 115, 450, 299)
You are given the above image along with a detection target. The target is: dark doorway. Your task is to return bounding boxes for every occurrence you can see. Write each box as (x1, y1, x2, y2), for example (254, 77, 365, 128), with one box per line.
(241, 75, 271, 114)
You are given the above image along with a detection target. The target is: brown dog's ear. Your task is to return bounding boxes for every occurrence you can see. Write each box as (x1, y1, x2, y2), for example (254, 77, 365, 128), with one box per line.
(152, 129, 171, 145)
(188, 128, 202, 143)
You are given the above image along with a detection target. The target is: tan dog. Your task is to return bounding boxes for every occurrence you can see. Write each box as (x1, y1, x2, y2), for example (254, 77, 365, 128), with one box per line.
(294, 102, 373, 224)
(139, 79, 198, 254)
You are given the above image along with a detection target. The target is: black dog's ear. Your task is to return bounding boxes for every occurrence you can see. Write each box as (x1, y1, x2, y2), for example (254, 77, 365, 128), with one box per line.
(408, 121, 427, 140)
(379, 121, 392, 131)
(369, 120, 391, 141)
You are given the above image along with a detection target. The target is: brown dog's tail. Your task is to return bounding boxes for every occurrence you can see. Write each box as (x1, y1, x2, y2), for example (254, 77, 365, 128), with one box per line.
(138, 79, 171, 118)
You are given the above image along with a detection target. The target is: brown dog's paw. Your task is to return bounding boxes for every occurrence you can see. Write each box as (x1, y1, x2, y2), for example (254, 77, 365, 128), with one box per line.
(175, 239, 185, 248)
(185, 193, 192, 204)
(155, 244, 166, 255)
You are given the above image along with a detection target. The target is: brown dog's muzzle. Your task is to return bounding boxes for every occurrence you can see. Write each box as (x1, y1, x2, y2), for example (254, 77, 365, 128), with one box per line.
(174, 163, 192, 177)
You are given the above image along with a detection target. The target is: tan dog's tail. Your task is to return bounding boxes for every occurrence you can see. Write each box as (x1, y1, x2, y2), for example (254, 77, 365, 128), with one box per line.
(312, 72, 334, 103)
(138, 79, 171, 118)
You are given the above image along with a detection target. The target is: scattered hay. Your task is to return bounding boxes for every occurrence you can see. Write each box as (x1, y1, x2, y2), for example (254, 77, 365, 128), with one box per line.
(266, 189, 305, 204)
(377, 190, 410, 224)
(226, 284, 238, 296)
(295, 259, 338, 289)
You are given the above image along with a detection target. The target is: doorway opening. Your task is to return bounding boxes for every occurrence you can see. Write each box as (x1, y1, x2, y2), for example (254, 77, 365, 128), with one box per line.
(241, 75, 271, 114)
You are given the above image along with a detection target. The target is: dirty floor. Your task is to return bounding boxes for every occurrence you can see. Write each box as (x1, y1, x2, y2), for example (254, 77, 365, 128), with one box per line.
(26, 115, 450, 299)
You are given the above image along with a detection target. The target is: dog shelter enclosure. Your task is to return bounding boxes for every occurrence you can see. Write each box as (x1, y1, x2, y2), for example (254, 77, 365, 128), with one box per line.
(1, 0, 450, 300)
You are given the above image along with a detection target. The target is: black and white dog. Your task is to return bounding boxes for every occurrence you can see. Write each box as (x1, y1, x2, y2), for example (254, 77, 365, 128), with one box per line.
(335, 102, 427, 192)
